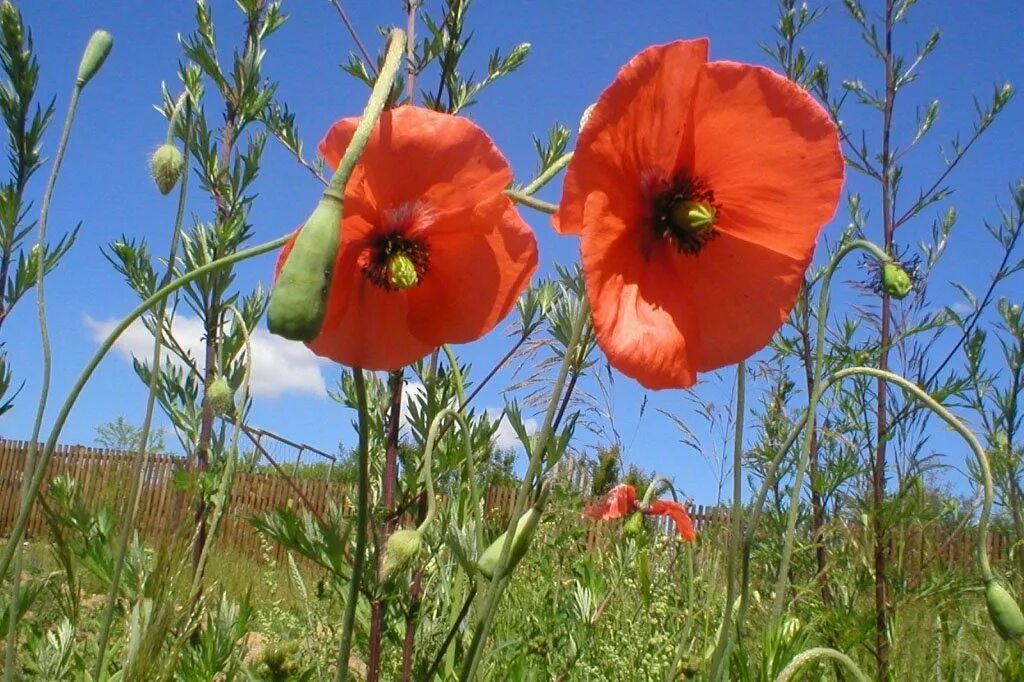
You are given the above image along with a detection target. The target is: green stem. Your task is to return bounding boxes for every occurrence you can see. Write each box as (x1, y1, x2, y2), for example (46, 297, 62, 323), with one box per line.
(503, 189, 557, 215)
(418, 407, 472, 532)
(824, 366, 994, 582)
(0, 233, 288, 583)
(189, 304, 253, 600)
(4, 82, 83, 681)
(771, 239, 890, 619)
(774, 647, 871, 682)
(459, 300, 590, 681)
(92, 98, 192, 680)
(441, 344, 483, 550)
(520, 152, 572, 196)
(324, 30, 405, 203)
(335, 368, 371, 682)
(708, 361, 747, 681)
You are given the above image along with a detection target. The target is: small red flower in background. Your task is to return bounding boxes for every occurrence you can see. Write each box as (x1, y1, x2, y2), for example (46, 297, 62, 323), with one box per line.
(584, 483, 696, 542)
(275, 105, 538, 370)
(554, 39, 844, 390)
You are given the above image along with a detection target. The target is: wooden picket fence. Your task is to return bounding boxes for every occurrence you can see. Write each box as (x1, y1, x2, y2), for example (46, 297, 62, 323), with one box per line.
(0, 439, 1016, 575)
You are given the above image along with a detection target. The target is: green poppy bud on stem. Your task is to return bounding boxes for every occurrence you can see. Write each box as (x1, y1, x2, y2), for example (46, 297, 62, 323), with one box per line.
(76, 30, 113, 88)
(476, 506, 542, 580)
(381, 529, 423, 583)
(150, 143, 185, 195)
(881, 262, 912, 299)
(267, 197, 342, 341)
(985, 580, 1024, 647)
(206, 376, 233, 417)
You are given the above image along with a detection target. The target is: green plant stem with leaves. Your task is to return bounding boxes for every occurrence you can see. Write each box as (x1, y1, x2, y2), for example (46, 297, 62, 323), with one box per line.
(459, 299, 590, 681)
(91, 95, 192, 679)
(773, 646, 871, 682)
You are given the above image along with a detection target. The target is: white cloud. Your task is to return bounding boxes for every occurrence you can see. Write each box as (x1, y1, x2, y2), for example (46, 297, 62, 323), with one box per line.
(84, 313, 328, 399)
(486, 408, 538, 452)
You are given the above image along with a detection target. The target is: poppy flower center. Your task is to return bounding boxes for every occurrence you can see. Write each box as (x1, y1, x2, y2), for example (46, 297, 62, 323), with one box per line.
(651, 175, 719, 255)
(362, 231, 430, 291)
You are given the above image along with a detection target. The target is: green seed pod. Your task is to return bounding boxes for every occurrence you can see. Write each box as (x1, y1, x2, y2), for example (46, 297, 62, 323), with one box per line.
(477, 507, 541, 580)
(881, 262, 912, 300)
(150, 143, 185, 195)
(387, 253, 418, 289)
(381, 529, 423, 583)
(267, 197, 342, 342)
(76, 30, 113, 88)
(985, 580, 1024, 644)
(623, 511, 645, 538)
(206, 376, 233, 417)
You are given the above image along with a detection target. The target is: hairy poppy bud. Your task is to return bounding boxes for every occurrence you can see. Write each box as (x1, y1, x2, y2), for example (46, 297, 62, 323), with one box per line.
(381, 529, 423, 583)
(150, 143, 185, 195)
(477, 507, 541, 580)
(881, 262, 912, 299)
(206, 376, 233, 416)
(76, 30, 113, 87)
(268, 197, 342, 342)
(985, 580, 1024, 645)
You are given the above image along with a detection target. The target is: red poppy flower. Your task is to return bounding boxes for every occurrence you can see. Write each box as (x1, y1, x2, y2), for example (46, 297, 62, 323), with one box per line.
(554, 39, 843, 389)
(584, 483, 696, 542)
(275, 105, 538, 370)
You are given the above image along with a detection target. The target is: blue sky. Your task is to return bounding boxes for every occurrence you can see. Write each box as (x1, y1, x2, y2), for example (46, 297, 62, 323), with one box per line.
(3, 1, 1022, 505)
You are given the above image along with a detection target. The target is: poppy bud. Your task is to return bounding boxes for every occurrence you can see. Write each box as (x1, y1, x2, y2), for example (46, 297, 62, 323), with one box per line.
(387, 253, 419, 290)
(985, 580, 1024, 645)
(477, 506, 541, 580)
(76, 30, 113, 88)
(150, 143, 185, 195)
(206, 376, 233, 416)
(881, 262, 912, 299)
(623, 512, 644, 538)
(268, 197, 342, 341)
(381, 529, 423, 583)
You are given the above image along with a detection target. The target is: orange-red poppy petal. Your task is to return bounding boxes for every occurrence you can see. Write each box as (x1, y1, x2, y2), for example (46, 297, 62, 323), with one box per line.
(319, 106, 512, 223)
(646, 499, 696, 542)
(584, 484, 639, 521)
(406, 197, 538, 347)
(672, 232, 809, 372)
(581, 192, 702, 389)
(553, 39, 709, 236)
(686, 61, 843, 261)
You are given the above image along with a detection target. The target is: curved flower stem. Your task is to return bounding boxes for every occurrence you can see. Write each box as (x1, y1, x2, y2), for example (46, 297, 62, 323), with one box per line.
(640, 476, 677, 507)
(92, 97, 193, 679)
(770, 239, 890, 619)
(503, 189, 557, 215)
(0, 233, 288, 583)
(708, 361, 747, 681)
(520, 152, 572, 196)
(774, 647, 871, 682)
(418, 407, 472, 532)
(5, 79, 84, 680)
(324, 29, 405, 204)
(459, 300, 590, 681)
(335, 368, 371, 682)
(824, 366, 994, 582)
